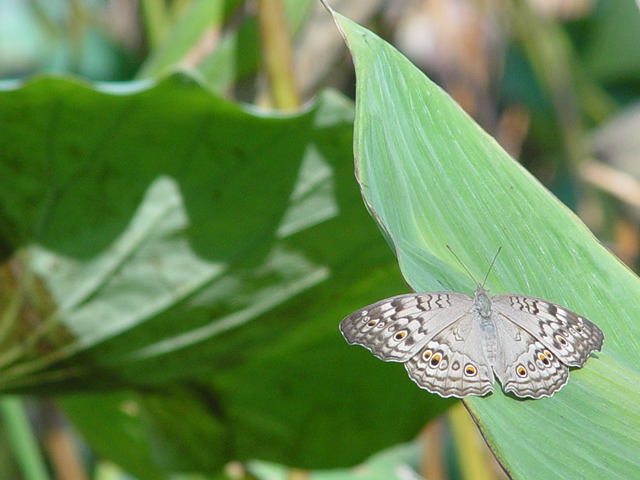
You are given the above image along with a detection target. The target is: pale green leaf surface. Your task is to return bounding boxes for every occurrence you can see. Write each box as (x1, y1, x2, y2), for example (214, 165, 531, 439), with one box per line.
(329, 7, 640, 479)
(246, 442, 421, 480)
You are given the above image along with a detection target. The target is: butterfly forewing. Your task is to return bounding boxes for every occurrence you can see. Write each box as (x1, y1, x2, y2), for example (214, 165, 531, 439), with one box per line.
(492, 295, 604, 367)
(339, 292, 473, 362)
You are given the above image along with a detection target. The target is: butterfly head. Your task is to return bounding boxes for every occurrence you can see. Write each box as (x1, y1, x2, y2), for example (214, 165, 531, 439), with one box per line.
(473, 284, 492, 317)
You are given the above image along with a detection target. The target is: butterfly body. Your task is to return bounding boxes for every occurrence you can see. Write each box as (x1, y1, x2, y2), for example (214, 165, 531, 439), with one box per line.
(340, 285, 604, 399)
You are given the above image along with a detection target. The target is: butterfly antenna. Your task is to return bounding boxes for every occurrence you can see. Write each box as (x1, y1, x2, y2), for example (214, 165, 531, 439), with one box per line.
(446, 244, 479, 285)
(482, 247, 503, 287)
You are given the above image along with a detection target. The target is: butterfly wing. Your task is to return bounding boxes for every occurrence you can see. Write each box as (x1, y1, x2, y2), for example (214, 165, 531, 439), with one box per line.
(339, 292, 473, 362)
(404, 312, 494, 398)
(492, 294, 604, 367)
(492, 315, 569, 398)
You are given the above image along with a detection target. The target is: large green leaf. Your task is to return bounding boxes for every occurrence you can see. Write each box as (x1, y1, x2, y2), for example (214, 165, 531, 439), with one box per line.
(326, 5, 640, 479)
(0, 73, 452, 470)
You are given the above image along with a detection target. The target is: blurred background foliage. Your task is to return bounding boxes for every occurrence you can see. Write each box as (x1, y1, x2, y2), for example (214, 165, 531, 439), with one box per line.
(0, 0, 640, 479)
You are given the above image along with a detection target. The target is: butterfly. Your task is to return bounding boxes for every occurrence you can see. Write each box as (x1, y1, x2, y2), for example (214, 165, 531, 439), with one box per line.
(340, 253, 604, 399)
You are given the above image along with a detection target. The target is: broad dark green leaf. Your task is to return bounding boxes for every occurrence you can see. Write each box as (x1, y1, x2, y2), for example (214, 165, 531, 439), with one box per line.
(327, 5, 640, 479)
(0, 73, 451, 470)
(59, 392, 167, 480)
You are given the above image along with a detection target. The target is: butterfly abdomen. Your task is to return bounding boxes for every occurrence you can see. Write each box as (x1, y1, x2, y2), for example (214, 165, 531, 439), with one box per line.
(472, 285, 499, 363)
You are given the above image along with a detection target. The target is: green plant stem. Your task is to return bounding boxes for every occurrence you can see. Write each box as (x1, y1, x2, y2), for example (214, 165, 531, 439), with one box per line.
(256, 0, 300, 109)
(139, 0, 170, 49)
(449, 403, 495, 480)
(1, 397, 51, 480)
(510, 0, 586, 167)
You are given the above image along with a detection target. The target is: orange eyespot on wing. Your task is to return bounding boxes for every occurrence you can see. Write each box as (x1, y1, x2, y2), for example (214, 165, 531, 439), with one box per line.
(464, 364, 477, 377)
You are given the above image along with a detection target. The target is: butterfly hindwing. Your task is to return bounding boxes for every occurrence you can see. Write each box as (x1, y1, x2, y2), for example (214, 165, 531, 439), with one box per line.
(339, 292, 473, 361)
(492, 315, 569, 398)
(405, 313, 494, 398)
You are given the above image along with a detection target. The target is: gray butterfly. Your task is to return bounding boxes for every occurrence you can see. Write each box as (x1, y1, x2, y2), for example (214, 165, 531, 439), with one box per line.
(340, 283, 604, 399)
